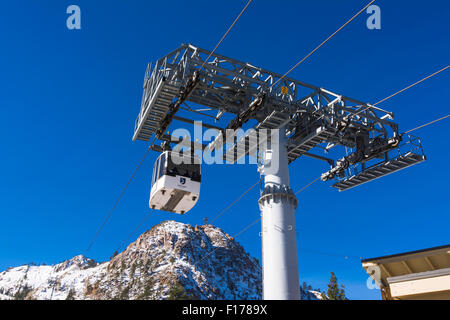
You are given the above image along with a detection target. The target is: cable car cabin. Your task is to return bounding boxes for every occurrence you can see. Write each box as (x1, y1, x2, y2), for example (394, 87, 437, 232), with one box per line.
(149, 151, 201, 214)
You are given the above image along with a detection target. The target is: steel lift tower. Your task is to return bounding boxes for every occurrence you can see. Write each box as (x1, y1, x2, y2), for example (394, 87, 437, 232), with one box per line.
(132, 44, 426, 300)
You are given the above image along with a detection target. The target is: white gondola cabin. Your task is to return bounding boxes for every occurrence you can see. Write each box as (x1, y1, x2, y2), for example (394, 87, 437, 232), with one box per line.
(149, 151, 201, 214)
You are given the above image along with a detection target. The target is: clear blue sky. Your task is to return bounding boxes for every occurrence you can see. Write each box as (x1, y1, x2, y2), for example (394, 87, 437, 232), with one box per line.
(0, 0, 449, 300)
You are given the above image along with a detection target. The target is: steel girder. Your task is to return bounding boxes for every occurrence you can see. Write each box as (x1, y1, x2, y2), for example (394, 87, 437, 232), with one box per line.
(133, 44, 425, 190)
(134, 44, 398, 142)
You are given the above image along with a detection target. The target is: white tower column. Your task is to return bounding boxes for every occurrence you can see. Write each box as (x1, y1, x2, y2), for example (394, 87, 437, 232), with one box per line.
(259, 127, 300, 300)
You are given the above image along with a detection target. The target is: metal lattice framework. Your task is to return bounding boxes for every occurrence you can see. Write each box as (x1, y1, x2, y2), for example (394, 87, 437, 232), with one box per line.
(133, 44, 425, 190)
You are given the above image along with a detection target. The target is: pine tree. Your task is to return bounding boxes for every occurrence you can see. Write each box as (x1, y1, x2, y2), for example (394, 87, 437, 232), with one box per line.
(324, 272, 346, 300)
(87, 260, 97, 268)
(110, 251, 118, 260)
(338, 284, 346, 300)
(14, 285, 32, 300)
(137, 278, 154, 300)
(66, 288, 76, 300)
(119, 285, 131, 300)
(167, 282, 192, 300)
(302, 282, 307, 292)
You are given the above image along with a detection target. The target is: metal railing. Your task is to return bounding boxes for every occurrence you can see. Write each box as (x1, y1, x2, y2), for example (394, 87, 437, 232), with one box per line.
(342, 134, 425, 180)
(134, 58, 171, 133)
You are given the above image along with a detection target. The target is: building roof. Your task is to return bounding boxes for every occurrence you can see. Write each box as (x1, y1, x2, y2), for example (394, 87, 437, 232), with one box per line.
(362, 244, 450, 264)
(362, 244, 450, 299)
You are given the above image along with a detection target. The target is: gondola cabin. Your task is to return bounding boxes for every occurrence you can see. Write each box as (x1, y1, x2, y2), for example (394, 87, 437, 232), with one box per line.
(149, 151, 201, 214)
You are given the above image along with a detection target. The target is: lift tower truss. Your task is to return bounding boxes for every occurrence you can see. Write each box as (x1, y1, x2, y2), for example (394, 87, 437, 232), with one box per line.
(133, 44, 426, 299)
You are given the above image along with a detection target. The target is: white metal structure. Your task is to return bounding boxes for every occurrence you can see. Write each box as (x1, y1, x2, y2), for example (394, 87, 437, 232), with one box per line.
(150, 151, 201, 214)
(133, 44, 427, 300)
(259, 128, 300, 300)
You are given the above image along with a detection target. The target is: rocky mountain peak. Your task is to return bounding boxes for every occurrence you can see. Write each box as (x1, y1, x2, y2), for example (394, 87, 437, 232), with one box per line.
(54, 255, 97, 273)
(0, 221, 262, 300)
(0, 220, 321, 300)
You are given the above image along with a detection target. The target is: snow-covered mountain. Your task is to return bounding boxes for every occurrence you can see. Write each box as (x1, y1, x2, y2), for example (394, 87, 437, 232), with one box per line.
(0, 220, 320, 300)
